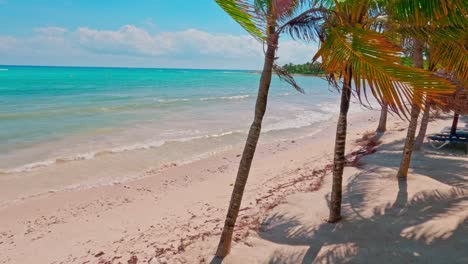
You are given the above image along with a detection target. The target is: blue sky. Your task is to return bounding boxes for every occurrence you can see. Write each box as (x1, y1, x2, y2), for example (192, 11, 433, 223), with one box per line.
(0, 0, 317, 69)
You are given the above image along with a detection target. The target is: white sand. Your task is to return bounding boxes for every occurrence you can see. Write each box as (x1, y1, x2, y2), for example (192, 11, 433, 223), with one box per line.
(217, 115, 468, 264)
(0, 111, 466, 264)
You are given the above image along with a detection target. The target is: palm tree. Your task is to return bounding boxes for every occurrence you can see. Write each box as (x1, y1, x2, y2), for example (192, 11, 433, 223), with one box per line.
(214, 0, 461, 253)
(391, 0, 467, 177)
(397, 38, 424, 179)
(308, 0, 457, 222)
(213, 0, 325, 257)
(415, 51, 437, 150)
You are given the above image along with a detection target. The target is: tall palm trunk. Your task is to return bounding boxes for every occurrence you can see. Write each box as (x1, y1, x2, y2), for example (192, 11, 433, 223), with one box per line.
(397, 104, 421, 178)
(328, 69, 352, 223)
(215, 38, 277, 258)
(415, 47, 436, 151)
(414, 101, 431, 150)
(376, 103, 388, 133)
(397, 39, 423, 179)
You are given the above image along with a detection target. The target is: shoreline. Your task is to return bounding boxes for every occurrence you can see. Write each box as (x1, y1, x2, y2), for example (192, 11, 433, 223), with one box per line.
(0, 117, 334, 208)
(0, 110, 381, 263)
(1, 110, 466, 263)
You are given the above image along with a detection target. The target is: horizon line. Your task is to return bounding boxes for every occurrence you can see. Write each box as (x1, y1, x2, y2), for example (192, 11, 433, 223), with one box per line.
(0, 64, 259, 72)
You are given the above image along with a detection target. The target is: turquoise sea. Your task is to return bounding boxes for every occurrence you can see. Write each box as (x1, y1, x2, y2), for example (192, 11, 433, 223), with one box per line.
(0, 66, 340, 174)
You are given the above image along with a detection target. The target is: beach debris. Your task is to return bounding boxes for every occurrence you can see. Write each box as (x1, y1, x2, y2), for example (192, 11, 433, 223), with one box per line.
(94, 251, 105, 258)
(346, 132, 382, 167)
(127, 255, 138, 264)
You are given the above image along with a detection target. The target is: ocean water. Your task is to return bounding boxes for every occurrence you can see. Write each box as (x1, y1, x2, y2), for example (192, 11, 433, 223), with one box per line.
(0, 66, 340, 175)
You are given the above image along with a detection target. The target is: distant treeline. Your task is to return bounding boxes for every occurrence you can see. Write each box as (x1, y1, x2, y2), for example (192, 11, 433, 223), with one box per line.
(282, 62, 324, 75)
(284, 57, 428, 75)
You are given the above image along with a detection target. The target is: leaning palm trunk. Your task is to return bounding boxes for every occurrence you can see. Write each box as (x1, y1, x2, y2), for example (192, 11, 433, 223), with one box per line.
(215, 40, 277, 257)
(397, 39, 424, 179)
(376, 103, 388, 133)
(414, 101, 431, 150)
(328, 70, 352, 223)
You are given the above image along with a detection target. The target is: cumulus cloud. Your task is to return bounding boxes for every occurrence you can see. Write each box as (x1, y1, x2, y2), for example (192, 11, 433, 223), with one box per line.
(75, 25, 165, 56)
(72, 26, 263, 59)
(0, 25, 318, 69)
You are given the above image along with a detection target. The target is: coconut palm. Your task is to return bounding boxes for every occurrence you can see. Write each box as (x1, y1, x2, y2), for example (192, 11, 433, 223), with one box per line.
(397, 38, 424, 179)
(307, 0, 457, 222)
(389, 0, 467, 178)
(213, 0, 326, 257)
(214, 0, 461, 254)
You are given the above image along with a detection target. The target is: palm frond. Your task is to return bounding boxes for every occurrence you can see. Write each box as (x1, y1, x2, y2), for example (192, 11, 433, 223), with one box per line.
(273, 63, 305, 93)
(431, 40, 468, 81)
(398, 26, 468, 81)
(278, 7, 328, 41)
(389, 0, 467, 27)
(215, 0, 266, 40)
(314, 26, 457, 115)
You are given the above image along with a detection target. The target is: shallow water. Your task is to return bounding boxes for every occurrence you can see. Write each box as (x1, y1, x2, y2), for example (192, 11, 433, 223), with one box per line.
(0, 66, 341, 174)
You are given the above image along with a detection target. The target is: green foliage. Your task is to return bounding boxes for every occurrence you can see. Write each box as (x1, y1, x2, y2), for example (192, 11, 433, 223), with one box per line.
(282, 62, 325, 74)
(401, 56, 429, 69)
(214, 0, 265, 41)
(388, 0, 468, 81)
(307, 0, 460, 116)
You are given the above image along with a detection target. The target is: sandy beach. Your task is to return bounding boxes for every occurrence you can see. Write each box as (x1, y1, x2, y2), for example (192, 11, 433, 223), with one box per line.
(1, 0, 467, 263)
(1, 110, 467, 264)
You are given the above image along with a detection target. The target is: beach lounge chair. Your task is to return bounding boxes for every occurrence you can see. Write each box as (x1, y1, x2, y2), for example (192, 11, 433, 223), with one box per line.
(428, 132, 468, 154)
(441, 126, 468, 134)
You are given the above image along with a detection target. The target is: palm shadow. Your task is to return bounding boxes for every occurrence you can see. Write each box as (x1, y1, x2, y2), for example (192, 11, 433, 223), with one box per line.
(261, 181, 467, 263)
(258, 139, 468, 263)
(363, 138, 468, 188)
(210, 137, 467, 264)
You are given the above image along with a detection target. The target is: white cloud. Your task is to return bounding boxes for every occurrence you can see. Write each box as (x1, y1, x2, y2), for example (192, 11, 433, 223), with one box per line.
(277, 41, 318, 65)
(0, 36, 17, 51)
(0, 25, 318, 69)
(73, 26, 262, 59)
(33, 26, 68, 35)
(75, 25, 166, 56)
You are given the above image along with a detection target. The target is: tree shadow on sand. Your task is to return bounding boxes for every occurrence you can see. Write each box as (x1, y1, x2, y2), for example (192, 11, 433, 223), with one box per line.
(261, 181, 467, 263)
(259, 139, 468, 263)
(364, 138, 468, 188)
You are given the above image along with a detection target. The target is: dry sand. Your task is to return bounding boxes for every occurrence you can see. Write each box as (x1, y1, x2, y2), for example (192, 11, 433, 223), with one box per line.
(1, 111, 466, 264)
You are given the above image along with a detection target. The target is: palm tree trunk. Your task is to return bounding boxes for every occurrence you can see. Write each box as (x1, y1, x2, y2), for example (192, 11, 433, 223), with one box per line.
(414, 44, 437, 151)
(450, 113, 459, 135)
(215, 39, 277, 258)
(414, 101, 431, 150)
(397, 39, 423, 179)
(328, 69, 352, 223)
(376, 103, 388, 133)
(397, 104, 421, 178)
